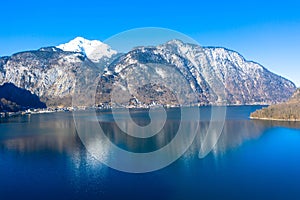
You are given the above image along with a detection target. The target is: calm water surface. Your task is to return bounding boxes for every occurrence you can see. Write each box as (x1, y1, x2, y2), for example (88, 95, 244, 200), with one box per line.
(0, 106, 300, 199)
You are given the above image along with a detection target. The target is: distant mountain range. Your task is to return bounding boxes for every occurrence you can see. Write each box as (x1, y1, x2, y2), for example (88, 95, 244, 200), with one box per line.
(0, 37, 297, 110)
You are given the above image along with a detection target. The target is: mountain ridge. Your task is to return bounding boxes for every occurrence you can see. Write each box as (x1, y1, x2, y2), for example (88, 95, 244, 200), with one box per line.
(0, 37, 297, 109)
(98, 39, 295, 106)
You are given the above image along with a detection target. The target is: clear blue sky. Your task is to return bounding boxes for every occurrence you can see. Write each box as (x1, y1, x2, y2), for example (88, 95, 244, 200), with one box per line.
(1, 0, 299, 86)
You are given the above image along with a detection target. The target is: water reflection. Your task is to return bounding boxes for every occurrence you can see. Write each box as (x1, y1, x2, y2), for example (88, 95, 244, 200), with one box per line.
(0, 108, 299, 161)
(1, 107, 300, 199)
(0, 114, 78, 153)
(208, 120, 271, 155)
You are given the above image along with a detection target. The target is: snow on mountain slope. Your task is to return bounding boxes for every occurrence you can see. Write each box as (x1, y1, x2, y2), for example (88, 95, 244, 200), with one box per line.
(56, 37, 117, 62)
(0, 38, 296, 107)
(100, 39, 296, 105)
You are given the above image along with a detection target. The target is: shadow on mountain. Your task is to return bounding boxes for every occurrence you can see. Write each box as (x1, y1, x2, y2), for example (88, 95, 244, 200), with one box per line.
(0, 82, 46, 112)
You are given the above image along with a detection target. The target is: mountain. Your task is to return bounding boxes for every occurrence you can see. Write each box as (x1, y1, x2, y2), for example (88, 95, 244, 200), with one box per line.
(0, 46, 107, 107)
(97, 40, 296, 106)
(0, 83, 46, 112)
(289, 88, 300, 103)
(250, 88, 300, 121)
(56, 37, 117, 62)
(0, 38, 297, 108)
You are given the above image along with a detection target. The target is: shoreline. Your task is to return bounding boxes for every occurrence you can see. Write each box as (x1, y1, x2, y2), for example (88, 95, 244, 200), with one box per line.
(0, 107, 70, 118)
(250, 116, 300, 122)
(1, 104, 268, 119)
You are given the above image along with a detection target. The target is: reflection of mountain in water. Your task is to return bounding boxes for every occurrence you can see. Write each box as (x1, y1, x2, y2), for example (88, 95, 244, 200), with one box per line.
(212, 120, 272, 154)
(0, 109, 299, 159)
(0, 114, 81, 153)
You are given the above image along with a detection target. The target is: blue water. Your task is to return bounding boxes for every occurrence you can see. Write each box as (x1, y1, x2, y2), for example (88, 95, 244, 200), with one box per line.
(0, 106, 300, 199)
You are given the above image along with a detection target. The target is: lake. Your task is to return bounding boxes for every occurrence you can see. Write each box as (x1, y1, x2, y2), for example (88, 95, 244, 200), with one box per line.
(0, 106, 300, 199)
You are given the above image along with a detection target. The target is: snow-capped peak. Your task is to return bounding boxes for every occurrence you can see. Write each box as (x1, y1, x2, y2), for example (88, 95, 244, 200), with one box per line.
(165, 39, 185, 46)
(56, 37, 117, 62)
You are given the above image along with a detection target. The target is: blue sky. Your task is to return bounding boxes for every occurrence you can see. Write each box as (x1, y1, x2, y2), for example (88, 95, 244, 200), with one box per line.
(1, 0, 299, 86)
